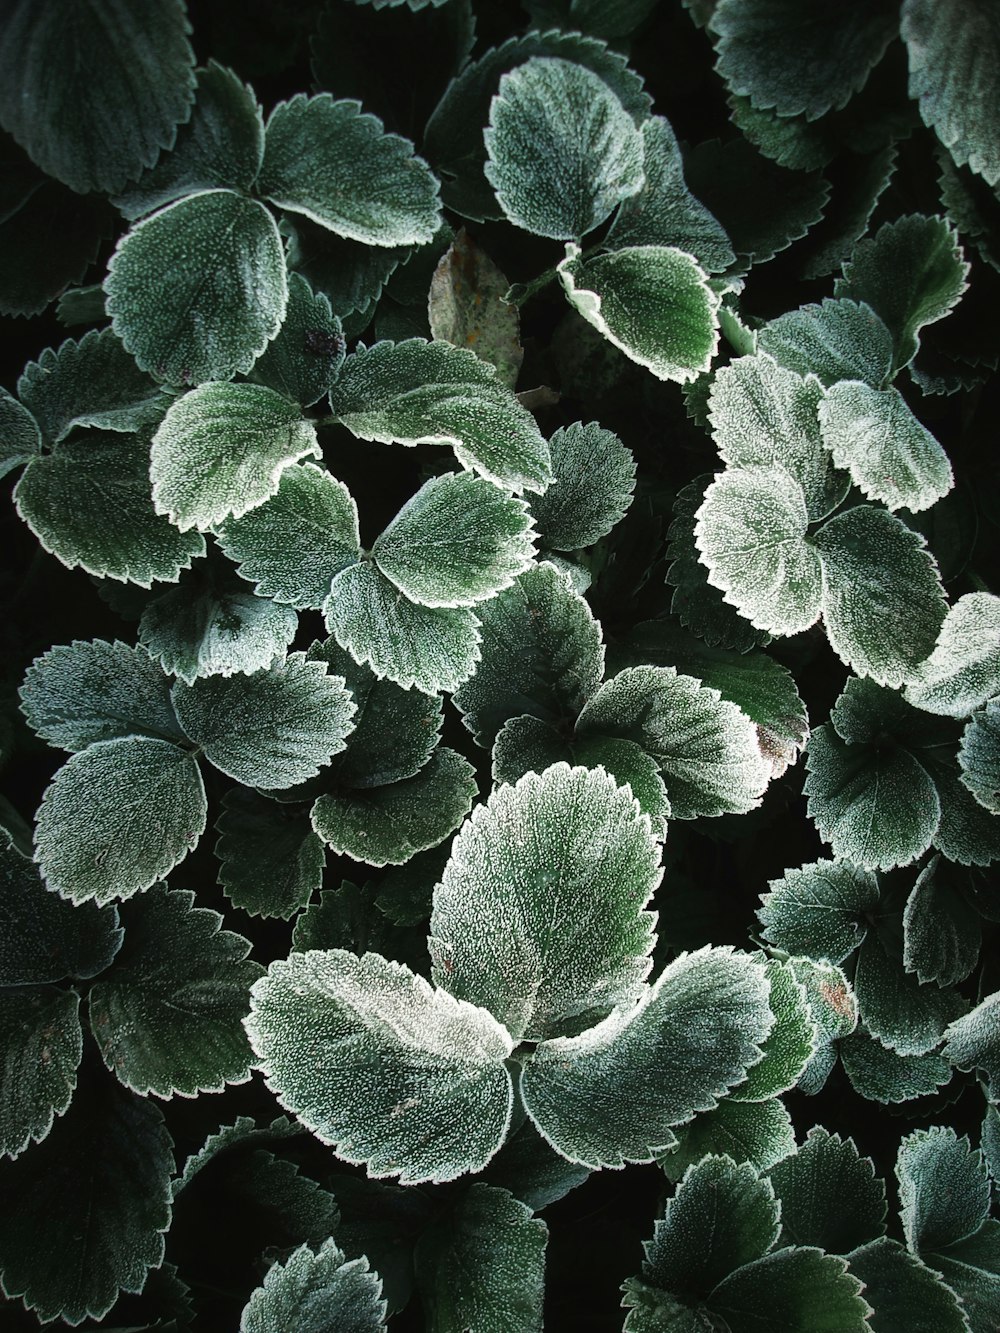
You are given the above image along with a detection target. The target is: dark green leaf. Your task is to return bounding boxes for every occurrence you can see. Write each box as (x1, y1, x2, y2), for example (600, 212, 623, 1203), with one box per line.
(943, 992, 1000, 1102)
(768, 1127, 885, 1253)
(709, 1247, 870, 1332)
(0, 385, 41, 480)
(932, 762, 1000, 866)
(847, 1238, 969, 1333)
(728, 958, 815, 1101)
(757, 298, 893, 388)
(0, 173, 111, 318)
(0, 986, 82, 1160)
(854, 930, 966, 1056)
(904, 855, 982, 986)
(840, 1030, 952, 1103)
(250, 272, 345, 408)
(216, 788, 324, 919)
(529, 422, 636, 552)
(658, 1098, 795, 1181)
(960, 702, 1000, 813)
(757, 857, 878, 965)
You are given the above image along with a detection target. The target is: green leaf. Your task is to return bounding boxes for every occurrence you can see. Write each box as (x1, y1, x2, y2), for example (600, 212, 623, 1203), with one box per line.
(757, 858, 878, 965)
(428, 229, 524, 388)
(139, 575, 298, 685)
(658, 1098, 796, 1181)
(373, 472, 535, 609)
(172, 1114, 300, 1194)
(0, 0, 195, 194)
(171, 652, 356, 790)
(0, 385, 41, 480)
(216, 788, 325, 919)
(847, 1238, 970, 1333)
(528, 422, 636, 552)
(714, 1248, 872, 1333)
(453, 562, 604, 747)
(840, 1030, 952, 1104)
(245, 949, 514, 1184)
(20, 639, 184, 753)
(113, 61, 264, 221)
(0, 986, 82, 1159)
(943, 991, 1000, 1102)
(150, 381, 320, 532)
(484, 57, 643, 240)
(835, 215, 969, 373)
(790, 956, 859, 1046)
(250, 272, 345, 408)
(0, 1074, 173, 1325)
(728, 958, 815, 1101)
(813, 505, 948, 686)
(482, 1119, 591, 1210)
(768, 1127, 885, 1253)
(328, 339, 552, 494)
(902, 0, 1000, 187)
(324, 561, 481, 694)
(904, 855, 982, 986)
(694, 466, 822, 637)
(898, 1126, 990, 1253)
(606, 116, 734, 271)
(34, 737, 206, 905)
(828, 673, 955, 748)
(105, 190, 288, 386)
(708, 354, 849, 521)
(927, 1223, 1000, 1333)
(429, 763, 660, 1042)
(710, 0, 897, 121)
(17, 329, 171, 444)
(904, 593, 1000, 718)
(241, 1239, 387, 1333)
(577, 664, 772, 819)
(415, 1184, 547, 1333)
(960, 702, 1000, 813)
(557, 242, 720, 383)
(935, 773, 1000, 868)
(88, 884, 263, 1097)
(521, 946, 772, 1168)
(282, 214, 408, 322)
(804, 724, 941, 871)
(14, 431, 206, 587)
(216, 463, 361, 611)
(854, 930, 966, 1055)
(311, 747, 477, 867)
(757, 298, 894, 389)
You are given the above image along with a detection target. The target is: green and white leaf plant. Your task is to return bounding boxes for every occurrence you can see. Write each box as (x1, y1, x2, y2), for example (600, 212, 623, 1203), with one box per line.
(1, 0, 999, 1328)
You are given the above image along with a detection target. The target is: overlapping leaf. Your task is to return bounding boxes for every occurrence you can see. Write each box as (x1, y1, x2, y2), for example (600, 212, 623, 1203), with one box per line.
(241, 1240, 387, 1333)
(757, 858, 877, 964)
(905, 593, 1000, 718)
(960, 701, 1000, 812)
(757, 298, 893, 388)
(0, 987, 82, 1160)
(216, 788, 324, 919)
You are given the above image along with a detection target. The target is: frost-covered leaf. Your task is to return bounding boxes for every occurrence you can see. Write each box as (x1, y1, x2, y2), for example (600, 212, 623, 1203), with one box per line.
(767, 1127, 886, 1254)
(840, 1031, 952, 1104)
(0, 385, 41, 480)
(283, 214, 408, 322)
(88, 884, 262, 1098)
(933, 758, 1000, 867)
(757, 299, 894, 389)
(818, 382, 953, 513)
(0, 987, 82, 1160)
(814, 505, 948, 686)
(0, 1075, 172, 1325)
(521, 947, 772, 1168)
(898, 1127, 990, 1253)
(311, 747, 477, 867)
(172, 653, 356, 790)
(373, 472, 535, 609)
(414, 1184, 546, 1333)
(429, 764, 660, 1042)
(902, 0, 1000, 187)
(245, 949, 514, 1184)
(728, 959, 815, 1102)
(328, 339, 552, 494)
(905, 594, 1000, 718)
(216, 463, 360, 611)
(960, 701, 1000, 813)
(757, 858, 878, 965)
(710, 0, 897, 121)
(20, 639, 184, 753)
(17, 329, 171, 444)
(694, 466, 822, 637)
(790, 957, 859, 1048)
(847, 1238, 970, 1333)
(428, 229, 523, 388)
(943, 992, 1000, 1102)
(482, 1118, 591, 1211)
(453, 562, 604, 747)
(708, 355, 848, 521)
(241, 1239, 387, 1333)
(606, 116, 734, 271)
(928, 1223, 1000, 1333)
(804, 724, 940, 871)
(250, 272, 345, 408)
(260, 94, 440, 247)
(658, 1098, 795, 1182)
(854, 930, 966, 1056)
(216, 788, 324, 919)
(558, 242, 720, 383)
(577, 664, 771, 819)
(150, 381, 320, 532)
(484, 57, 643, 240)
(835, 215, 969, 373)
(172, 1114, 301, 1194)
(528, 422, 635, 552)
(904, 855, 982, 986)
(105, 190, 287, 386)
(324, 562, 481, 695)
(0, 0, 195, 194)
(709, 1247, 870, 1333)
(139, 575, 298, 686)
(34, 737, 206, 905)
(14, 431, 206, 587)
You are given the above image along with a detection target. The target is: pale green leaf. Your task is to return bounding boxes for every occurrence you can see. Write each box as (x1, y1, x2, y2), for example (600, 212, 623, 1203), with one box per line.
(521, 946, 772, 1168)
(171, 652, 356, 790)
(694, 466, 822, 637)
(904, 593, 1000, 718)
(768, 1127, 885, 1253)
(903, 855, 982, 986)
(528, 422, 635, 552)
(250, 272, 345, 408)
(757, 298, 894, 389)
(854, 930, 966, 1056)
(88, 884, 263, 1098)
(960, 701, 1000, 813)
(260, 94, 441, 246)
(898, 1126, 990, 1253)
(20, 639, 184, 753)
(728, 959, 815, 1101)
(150, 381, 320, 532)
(847, 1238, 970, 1333)
(818, 382, 953, 513)
(105, 190, 287, 385)
(840, 1030, 952, 1104)
(34, 737, 206, 905)
(0, 385, 41, 480)
(943, 991, 1000, 1102)
(428, 229, 523, 388)
(429, 764, 660, 1042)
(311, 747, 477, 867)
(245, 949, 515, 1184)
(757, 858, 878, 965)
(324, 561, 481, 694)
(241, 1239, 387, 1333)
(216, 788, 325, 919)
(558, 242, 720, 383)
(710, 1247, 871, 1333)
(0, 986, 82, 1160)
(216, 463, 360, 611)
(0, 0, 195, 194)
(658, 1098, 796, 1182)
(14, 431, 206, 587)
